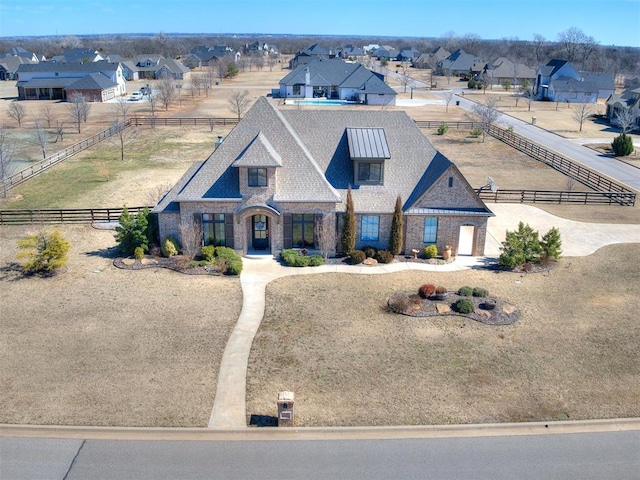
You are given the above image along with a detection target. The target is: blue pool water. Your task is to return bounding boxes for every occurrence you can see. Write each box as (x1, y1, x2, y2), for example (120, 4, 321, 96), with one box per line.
(287, 99, 354, 106)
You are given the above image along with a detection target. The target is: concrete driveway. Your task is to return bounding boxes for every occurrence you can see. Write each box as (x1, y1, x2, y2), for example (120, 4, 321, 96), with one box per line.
(485, 203, 640, 257)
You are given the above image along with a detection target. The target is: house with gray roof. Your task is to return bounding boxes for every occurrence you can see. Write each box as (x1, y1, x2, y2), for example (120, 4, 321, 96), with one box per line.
(288, 44, 336, 69)
(438, 49, 484, 77)
(534, 59, 614, 102)
(482, 57, 536, 86)
(188, 45, 237, 67)
(0, 54, 34, 81)
(153, 97, 493, 258)
(606, 85, 640, 131)
(15, 61, 125, 101)
(278, 58, 396, 106)
(51, 48, 106, 63)
(132, 54, 189, 80)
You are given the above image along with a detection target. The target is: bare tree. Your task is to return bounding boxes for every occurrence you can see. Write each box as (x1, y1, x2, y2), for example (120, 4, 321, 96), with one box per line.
(571, 102, 594, 132)
(614, 108, 638, 134)
(54, 121, 65, 142)
(147, 91, 159, 119)
(267, 55, 278, 72)
(156, 74, 177, 111)
(109, 119, 137, 161)
(532, 34, 546, 63)
(39, 105, 55, 128)
(34, 121, 48, 159)
(558, 27, 599, 68)
(145, 181, 173, 206)
(459, 32, 482, 52)
(7, 102, 27, 127)
(93, 160, 110, 182)
(110, 98, 131, 122)
(314, 214, 334, 259)
(469, 96, 501, 142)
(179, 215, 203, 259)
(0, 126, 17, 198)
(67, 93, 90, 133)
(399, 72, 412, 93)
(228, 90, 251, 121)
(444, 91, 454, 113)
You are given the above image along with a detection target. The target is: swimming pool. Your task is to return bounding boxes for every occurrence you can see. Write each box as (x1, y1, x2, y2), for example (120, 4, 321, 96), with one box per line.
(285, 99, 355, 106)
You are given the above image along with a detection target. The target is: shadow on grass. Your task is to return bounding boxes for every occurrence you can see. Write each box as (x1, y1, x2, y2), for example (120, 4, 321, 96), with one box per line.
(0, 262, 67, 281)
(249, 414, 278, 427)
(85, 245, 121, 259)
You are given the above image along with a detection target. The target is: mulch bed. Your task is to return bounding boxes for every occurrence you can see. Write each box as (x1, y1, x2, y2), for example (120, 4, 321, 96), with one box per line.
(113, 255, 226, 275)
(388, 291, 519, 325)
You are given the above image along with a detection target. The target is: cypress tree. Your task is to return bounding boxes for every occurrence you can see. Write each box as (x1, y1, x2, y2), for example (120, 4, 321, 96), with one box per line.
(611, 133, 634, 157)
(340, 187, 356, 254)
(389, 195, 403, 255)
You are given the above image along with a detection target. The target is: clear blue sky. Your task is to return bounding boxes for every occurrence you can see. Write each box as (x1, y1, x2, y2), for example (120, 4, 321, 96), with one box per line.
(1, 0, 639, 47)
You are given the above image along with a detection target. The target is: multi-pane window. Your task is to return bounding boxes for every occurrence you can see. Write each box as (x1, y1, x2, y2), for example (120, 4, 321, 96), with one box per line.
(292, 214, 315, 248)
(248, 168, 267, 187)
(357, 162, 382, 183)
(293, 85, 301, 95)
(361, 215, 379, 242)
(203, 213, 225, 246)
(423, 217, 438, 243)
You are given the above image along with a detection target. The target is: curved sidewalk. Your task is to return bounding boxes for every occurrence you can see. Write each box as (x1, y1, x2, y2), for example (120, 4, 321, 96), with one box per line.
(208, 204, 640, 429)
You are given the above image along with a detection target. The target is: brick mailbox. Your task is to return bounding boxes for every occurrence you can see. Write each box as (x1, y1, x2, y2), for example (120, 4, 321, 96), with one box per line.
(277, 391, 295, 427)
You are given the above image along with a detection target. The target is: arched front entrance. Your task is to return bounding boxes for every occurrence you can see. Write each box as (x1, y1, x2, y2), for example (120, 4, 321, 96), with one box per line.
(251, 214, 269, 250)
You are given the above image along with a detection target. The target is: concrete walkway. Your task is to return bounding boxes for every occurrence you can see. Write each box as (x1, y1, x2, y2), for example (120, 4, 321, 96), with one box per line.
(208, 204, 640, 429)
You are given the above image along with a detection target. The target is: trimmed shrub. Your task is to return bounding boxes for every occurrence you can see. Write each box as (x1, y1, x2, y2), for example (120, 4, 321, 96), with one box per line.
(308, 255, 324, 266)
(161, 237, 179, 258)
(215, 246, 243, 275)
(456, 298, 475, 314)
(115, 206, 153, 255)
(375, 250, 394, 264)
(470, 128, 482, 138)
(435, 285, 447, 294)
(226, 259, 243, 275)
(419, 284, 436, 298)
(423, 244, 438, 259)
(187, 261, 199, 269)
(540, 227, 562, 264)
(458, 286, 473, 296)
(472, 287, 489, 297)
(348, 250, 366, 264)
(437, 122, 448, 135)
(388, 292, 411, 313)
(201, 245, 216, 262)
(612, 133, 634, 156)
(134, 246, 145, 260)
(362, 246, 377, 259)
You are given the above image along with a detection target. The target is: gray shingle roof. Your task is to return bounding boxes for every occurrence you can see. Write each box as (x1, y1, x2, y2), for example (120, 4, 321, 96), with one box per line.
(16, 61, 119, 74)
(159, 97, 491, 216)
(66, 72, 117, 90)
(231, 132, 283, 167)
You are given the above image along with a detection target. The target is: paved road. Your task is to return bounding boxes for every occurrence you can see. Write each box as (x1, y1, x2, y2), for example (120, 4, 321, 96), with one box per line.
(436, 90, 640, 192)
(2, 430, 638, 479)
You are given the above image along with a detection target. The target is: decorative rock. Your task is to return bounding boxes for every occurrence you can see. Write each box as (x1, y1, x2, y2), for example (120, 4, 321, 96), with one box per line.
(436, 303, 451, 314)
(502, 304, 517, 314)
(363, 257, 378, 265)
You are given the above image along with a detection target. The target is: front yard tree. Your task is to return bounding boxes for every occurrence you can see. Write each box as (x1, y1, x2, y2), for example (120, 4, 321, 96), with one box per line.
(17, 229, 71, 274)
(614, 109, 637, 134)
(0, 126, 17, 198)
(444, 91, 454, 113)
(115, 206, 152, 255)
(611, 133, 634, 157)
(228, 90, 251, 121)
(389, 195, 403, 255)
(499, 222, 544, 268)
(157, 74, 177, 111)
(34, 121, 48, 159)
(110, 119, 137, 162)
(470, 96, 501, 142)
(340, 187, 356, 255)
(571, 102, 593, 132)
(8, 102, 27, 127)
(39, 105, 54, 128)
(540, 227, 562, 264)
(67, 93, 90, 133)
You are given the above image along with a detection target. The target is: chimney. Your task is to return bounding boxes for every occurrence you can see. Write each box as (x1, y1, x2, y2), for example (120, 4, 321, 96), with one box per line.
(215, 135, 223, 150)
(305, 66, 310, 86)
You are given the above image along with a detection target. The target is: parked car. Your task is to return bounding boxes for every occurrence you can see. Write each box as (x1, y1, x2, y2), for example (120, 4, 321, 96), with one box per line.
(139, 86, 150, 95)
(128, 92, 143, 101)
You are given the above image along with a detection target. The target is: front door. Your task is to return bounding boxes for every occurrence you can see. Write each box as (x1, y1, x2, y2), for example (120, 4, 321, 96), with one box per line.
(252, 215, 269, 250)
(458, 225, 474, 256)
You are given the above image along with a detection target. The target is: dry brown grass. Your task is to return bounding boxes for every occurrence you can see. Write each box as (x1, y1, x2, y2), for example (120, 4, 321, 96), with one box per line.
(0, 224, 242, 426)
(247, 244, 640, 426)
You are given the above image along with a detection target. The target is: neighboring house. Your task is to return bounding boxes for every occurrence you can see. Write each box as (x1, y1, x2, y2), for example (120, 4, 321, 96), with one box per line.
(372, 46, 399, 61)
(412, 47, 451, 69)
(336, 45, 366, 61)
(0, 54, 34, 80)
(153, 97, 493, 258)
(119, 60, 139, 81)
(397, 47, 421, 62)
(438, 49, 484, 77)
(482, 57, 536, 86)
(15, 61, 126, 101)
(244, 41, 278, 56)
(534, 59, 615, 102)
(51, 48, 106, 63)
(288, 44, 336, 69)
(7, 46, 45, 62)
(132, 54, 189, 79)
(188, 45, 236, 67)
(278, 58, 397, 106)
(606, 85, 640, 131)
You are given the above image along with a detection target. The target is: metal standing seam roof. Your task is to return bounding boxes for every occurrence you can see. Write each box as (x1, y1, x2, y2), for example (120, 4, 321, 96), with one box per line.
(346, 128, 390, 159)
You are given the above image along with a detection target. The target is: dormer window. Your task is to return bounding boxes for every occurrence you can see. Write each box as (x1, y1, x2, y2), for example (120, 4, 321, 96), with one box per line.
(248, 168, 267, 187)
(347, 127, 390, 186)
